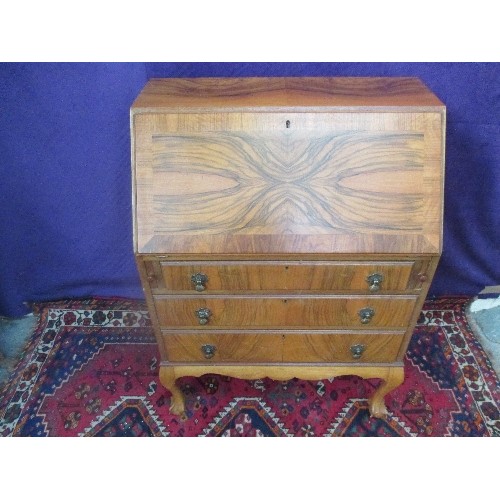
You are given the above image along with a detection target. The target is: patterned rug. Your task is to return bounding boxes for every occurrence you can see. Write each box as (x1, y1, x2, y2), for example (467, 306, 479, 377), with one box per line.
(1, 296, 499, 437)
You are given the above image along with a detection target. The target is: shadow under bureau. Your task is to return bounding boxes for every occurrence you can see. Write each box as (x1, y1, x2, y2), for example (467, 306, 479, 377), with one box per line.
(130, 77, 445, 418)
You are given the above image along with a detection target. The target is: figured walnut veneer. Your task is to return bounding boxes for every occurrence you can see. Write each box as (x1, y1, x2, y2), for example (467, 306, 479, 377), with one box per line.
(131, 77, 445, 418)
(134, 112, 442, 255)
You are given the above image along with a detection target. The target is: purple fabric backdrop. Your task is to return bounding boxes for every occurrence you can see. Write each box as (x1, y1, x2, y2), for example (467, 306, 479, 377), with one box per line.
(0, 63, 499, 317)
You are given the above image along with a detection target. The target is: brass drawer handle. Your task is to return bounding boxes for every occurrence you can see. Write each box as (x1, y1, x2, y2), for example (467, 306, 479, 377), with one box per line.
(366, 273, 383, 292)
(350, 343, 366, 359)
(195, 307, 212, 325)
(201, 344, 216, 359)
(358, 307, 375, 324)
(191, 273, 208, 292)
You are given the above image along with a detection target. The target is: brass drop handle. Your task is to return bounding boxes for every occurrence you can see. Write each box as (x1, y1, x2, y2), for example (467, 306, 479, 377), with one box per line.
(358, 307, 375, 324)
(201, 344, 216, 359)
(366, 273, 383, 292)
(350, 344, 366, 359)
(191, 273, 208, 292)
(195, 307, 212, 325)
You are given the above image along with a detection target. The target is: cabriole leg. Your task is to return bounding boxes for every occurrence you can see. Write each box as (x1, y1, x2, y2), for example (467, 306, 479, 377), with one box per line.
(368, 366, 405, 418)
(159, 366, 186, 415)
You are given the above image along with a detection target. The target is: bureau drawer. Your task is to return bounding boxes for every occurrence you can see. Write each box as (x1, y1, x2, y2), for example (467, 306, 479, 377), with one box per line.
(163, 332, 283, 363)
(149, 261, 416, 293)
(162, 331, 403, 363)
(283, 333, 404, 363)
(153, 296, 416, 329)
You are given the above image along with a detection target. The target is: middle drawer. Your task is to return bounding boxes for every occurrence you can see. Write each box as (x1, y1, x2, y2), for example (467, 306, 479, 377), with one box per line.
(153, 296, 416, 329)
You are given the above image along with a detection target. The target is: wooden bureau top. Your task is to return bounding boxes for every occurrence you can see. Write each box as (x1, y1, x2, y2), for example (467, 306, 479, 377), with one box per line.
(131, 77, 444, 113)
(131, 78, 445, 256)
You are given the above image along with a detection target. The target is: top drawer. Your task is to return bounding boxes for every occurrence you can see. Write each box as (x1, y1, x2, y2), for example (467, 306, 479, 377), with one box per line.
(144, 260, 421, 293)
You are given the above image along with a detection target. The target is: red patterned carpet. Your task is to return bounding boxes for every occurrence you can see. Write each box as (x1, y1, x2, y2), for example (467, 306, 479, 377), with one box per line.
(1, 296, 499, 436)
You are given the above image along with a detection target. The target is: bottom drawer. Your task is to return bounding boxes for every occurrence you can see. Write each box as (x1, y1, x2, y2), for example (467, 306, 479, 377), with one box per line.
(163, 332, 404, 363)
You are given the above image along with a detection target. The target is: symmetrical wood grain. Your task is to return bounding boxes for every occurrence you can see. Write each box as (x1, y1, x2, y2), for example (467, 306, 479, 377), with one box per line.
(133, 111, 443, 255)
(151, 130, 424, 234)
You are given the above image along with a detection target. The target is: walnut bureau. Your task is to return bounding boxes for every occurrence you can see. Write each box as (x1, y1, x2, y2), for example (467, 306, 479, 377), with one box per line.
(130, 77, 445, 418)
